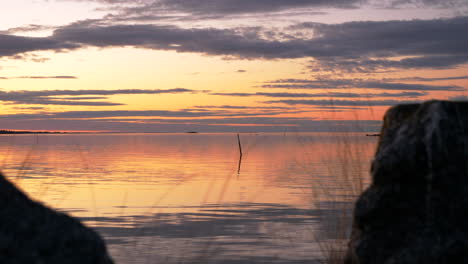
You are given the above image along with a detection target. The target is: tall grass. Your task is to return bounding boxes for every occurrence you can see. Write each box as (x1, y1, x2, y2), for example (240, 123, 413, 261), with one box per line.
(307, 133, 372, 263)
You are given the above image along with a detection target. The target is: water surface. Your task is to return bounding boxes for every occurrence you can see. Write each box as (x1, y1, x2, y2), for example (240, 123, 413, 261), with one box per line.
(0, 133, 376, 263)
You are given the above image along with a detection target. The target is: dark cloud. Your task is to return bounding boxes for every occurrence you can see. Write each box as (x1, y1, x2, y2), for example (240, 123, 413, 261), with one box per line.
(72, 0, 360, 24)
(382, 0, 468, 8)
(192, 105, 291, 110)
(58, 96, 108, 100)
(148, 0, 360, 15)
(0, 111, 381, 132)
(3, 24, 55, 34)
(59, 0, 468, 16)
(11, 106, 47, 110)
(211, 91, 427, 98)
(314, 106, 367, 110)
(209, 92, 252, 97)
(1, 16, 467, 71)
(449, 95, 468, 101)
(97, 116, 320, 125)
(262, 78, 464, 91)
(7, 53, 51, 63)
(0, 88, 194, 106)
(0, 34, 78, 57)
(0, 76, 78, 80)
(311, 55, 468, 73)
(51, 16, 467, 67)
(297, 16, 468, 71)
(358, 81, 463, 91)
(51, 23, 307, 59)
(0, 106, 296, 119)
(17, 75, 78, 79)
(266, 99, 419, 106)
(0, 111, 208, 120)
(384, 75, 468, 82)
(17, 100, 122, 106)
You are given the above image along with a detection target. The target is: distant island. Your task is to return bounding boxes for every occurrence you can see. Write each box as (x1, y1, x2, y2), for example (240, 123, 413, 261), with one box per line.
(366, 133, 380, 137)
(0, 130, 65, 134)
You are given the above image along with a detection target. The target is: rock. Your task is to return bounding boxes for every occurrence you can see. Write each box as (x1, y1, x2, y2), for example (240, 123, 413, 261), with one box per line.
(0, 172, 114, 264)
(345, 100, 468, 264)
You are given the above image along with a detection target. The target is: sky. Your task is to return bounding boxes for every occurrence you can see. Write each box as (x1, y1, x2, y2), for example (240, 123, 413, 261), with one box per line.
(0, 0, 467, 132)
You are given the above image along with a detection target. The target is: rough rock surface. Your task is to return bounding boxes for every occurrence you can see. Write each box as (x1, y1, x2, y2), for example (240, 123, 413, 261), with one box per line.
(0, 172, 113, 263)
(345, 100, 468, 264)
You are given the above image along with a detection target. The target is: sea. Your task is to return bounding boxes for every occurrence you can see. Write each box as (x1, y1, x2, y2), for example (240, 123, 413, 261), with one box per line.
(0, 132, 377, 263)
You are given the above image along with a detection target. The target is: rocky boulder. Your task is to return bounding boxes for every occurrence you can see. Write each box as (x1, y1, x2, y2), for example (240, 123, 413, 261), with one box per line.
(346, 100, 468, 263)
(0, 172, 113, 264)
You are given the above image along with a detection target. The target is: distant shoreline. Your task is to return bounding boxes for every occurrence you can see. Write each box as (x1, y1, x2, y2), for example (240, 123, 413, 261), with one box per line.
(0, 130, 65, 135)
(0, 130, 381, 135)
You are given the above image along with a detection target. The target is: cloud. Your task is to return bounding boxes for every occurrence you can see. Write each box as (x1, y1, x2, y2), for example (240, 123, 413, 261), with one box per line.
(262, 78, 464, 91)
(383, 75, 468, 82)
(0, 16, 466, 72)
(192, 105, 291, 110)
(310, 55, 468, 73)
(0, 106, 297, 119)
(17, 75, 78, 79)
(51, 23, 308, 59)
(449, 95, 468, 101)
(0, 110, 382, 132)
(0, 76, 78, 80)
(266, 99, 419, 106)
(57, 0, 468, 15)
(0, 88, 194, 106)
(211, 91, 427, 98)
(12, 106, 47, 111)
(58, 96, 108, 100)
(0, 14, 466, 83)
(381, 0, 468, 8)
(52, 16, 467, 67)
(66, 0, 360, 23)
(143, 0, 360, 15)
(3, 24, 56, 34)
(110, 116, 320, 125)
(0, 34, 78, 57)
(296, 16, 468, 71)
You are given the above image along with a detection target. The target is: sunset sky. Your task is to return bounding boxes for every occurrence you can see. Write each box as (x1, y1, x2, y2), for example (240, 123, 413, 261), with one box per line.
(1, 0, 467, 132)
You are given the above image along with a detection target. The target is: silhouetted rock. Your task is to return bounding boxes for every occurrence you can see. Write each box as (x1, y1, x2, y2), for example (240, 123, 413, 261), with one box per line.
(0, 173, 113, 264)
(346, 100, 468, 264)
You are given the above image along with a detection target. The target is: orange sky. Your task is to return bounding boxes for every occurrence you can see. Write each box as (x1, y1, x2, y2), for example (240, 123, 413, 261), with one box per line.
(0, 0, 467, 132)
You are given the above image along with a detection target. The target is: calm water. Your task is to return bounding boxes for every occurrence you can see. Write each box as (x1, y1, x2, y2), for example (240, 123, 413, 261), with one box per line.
(0, 133, 376, 263)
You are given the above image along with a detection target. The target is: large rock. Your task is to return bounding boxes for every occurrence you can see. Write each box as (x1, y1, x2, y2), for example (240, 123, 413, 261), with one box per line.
(346, 100, 468, 264)
(0, 172, 113, 263)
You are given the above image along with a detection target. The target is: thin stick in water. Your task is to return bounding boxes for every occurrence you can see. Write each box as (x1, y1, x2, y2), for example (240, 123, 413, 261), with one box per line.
(237, 133, 243, 158)
(237, 134, 243, 175)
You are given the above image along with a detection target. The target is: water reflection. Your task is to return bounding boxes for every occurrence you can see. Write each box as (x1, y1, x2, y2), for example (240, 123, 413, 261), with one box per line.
(84, 203, 321, 263)
(0, 133, 376, 263)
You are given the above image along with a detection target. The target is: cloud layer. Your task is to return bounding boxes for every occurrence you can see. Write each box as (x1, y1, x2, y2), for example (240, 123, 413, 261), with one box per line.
(1, 16, 467, 72)
(133, 0, 360, 15)
(211, 91, 427, 98)
(0, 88, 194, 106)
(261, 78, 464, 91)
(0, 109, 381, 132)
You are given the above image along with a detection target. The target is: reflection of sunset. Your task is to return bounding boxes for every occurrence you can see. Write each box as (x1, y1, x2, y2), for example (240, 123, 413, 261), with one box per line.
(3, 134, 375, 218)
(1, 133, 377, 264)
